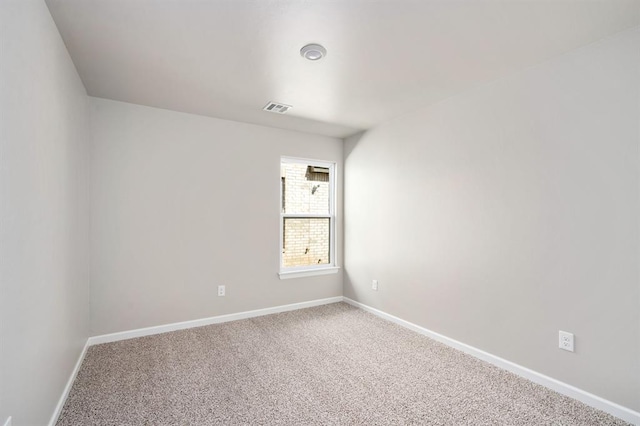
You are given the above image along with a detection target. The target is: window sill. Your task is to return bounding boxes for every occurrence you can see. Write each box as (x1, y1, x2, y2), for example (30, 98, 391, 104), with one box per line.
(278, 266, 340, 280)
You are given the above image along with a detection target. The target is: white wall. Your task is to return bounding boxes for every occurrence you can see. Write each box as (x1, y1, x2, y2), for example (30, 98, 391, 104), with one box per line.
(89, 98, 343, 335)
(0, 1, 90, 425)
(344, 28, 640, 411)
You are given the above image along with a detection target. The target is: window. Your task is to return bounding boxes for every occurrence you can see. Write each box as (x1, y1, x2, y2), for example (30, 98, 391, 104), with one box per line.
(279, 157, 338, 278)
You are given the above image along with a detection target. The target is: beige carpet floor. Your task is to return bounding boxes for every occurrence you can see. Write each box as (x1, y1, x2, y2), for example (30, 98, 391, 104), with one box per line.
(57, 302, 629, 425)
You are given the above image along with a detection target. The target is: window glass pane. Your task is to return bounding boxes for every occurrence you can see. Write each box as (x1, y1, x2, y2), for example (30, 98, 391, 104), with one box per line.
(281, 163, 330, 214)
(283, 218, 330, 267)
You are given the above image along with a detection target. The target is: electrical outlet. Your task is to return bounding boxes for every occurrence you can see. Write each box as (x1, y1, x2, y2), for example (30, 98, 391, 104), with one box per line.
(559, 330, 574, 352)
(217, 285, 225, 297)
(372, 280, 378, 291)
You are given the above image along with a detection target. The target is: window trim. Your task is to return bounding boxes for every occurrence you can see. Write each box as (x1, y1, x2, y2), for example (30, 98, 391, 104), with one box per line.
(278, 266, 340, 280)
(279, 156, 337, 278)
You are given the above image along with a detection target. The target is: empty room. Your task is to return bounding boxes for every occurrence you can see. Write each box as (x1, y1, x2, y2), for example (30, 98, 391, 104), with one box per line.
(1, 0, 639, 425)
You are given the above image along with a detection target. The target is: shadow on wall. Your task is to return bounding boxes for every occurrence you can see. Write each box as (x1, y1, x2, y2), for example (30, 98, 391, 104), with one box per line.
(343, 270, 359, 302)
(342, 129, 368, 301)
(343, 130, 367, 160)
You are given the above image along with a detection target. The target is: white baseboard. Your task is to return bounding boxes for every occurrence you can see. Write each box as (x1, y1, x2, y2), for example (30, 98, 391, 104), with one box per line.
(48, 340, 90, 426)
(88, 296, 344, 346)
(343, 297, 639, 425)
(53, 296, 638, 425)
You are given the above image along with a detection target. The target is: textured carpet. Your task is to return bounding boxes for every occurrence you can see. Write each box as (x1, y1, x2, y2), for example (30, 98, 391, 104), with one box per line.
(57, 303, 629, 425)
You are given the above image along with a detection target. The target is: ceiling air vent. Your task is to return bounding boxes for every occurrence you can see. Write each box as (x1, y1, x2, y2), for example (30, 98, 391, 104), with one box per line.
(263, 102, 292, 114)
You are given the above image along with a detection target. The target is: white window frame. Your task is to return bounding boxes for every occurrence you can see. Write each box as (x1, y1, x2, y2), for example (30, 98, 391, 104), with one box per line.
(279, 156, 339, 279)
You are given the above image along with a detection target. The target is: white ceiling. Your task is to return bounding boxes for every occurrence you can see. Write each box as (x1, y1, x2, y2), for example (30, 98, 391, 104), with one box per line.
(46, 0, 640, 138)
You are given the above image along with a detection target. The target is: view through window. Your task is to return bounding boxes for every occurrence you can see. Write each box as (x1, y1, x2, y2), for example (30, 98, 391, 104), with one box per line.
(280, 158, 335, 271)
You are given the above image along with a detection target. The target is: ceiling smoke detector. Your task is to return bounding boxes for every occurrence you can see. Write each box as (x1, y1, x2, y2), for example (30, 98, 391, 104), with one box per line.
(300, 43, 327, 61)
(263, 102, 292, 114)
